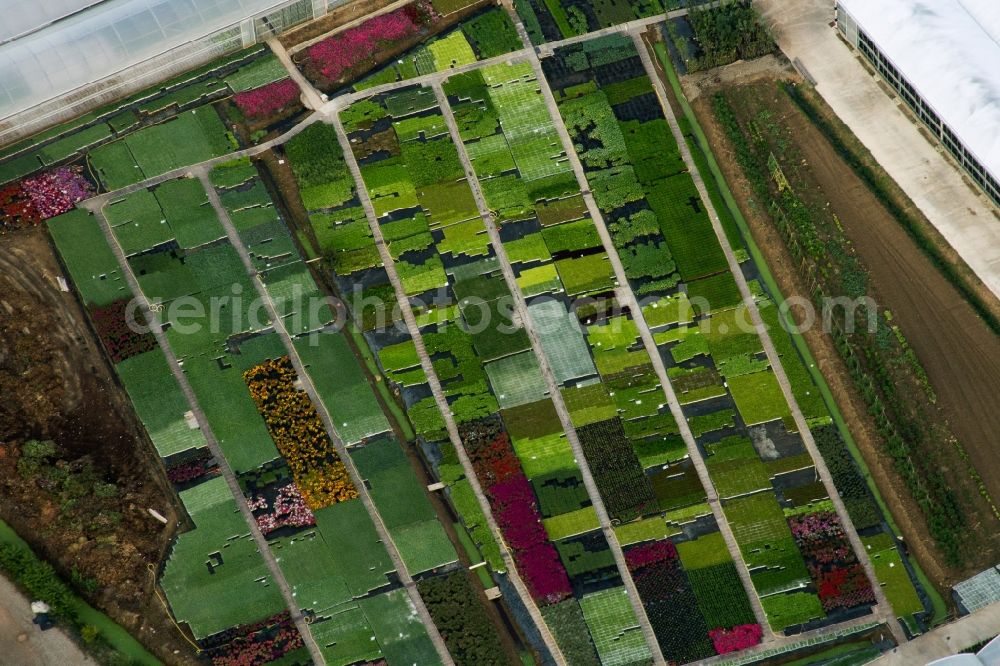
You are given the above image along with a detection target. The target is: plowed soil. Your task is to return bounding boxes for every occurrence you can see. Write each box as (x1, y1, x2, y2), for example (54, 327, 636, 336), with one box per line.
(689, 71, 1000, 587)
(0, 227, 197, 664)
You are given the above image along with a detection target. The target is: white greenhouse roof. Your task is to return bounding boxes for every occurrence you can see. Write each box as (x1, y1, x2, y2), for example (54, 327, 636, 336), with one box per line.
(839, 0, 1000, 182)
(0, 0, 292, 120)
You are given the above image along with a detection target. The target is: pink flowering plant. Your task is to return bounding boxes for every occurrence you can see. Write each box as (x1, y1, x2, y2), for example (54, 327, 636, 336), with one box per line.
(250, 482, 316, 535)
(233, 78, 301, 120)
(305, 1, 436, 84)
(788, 511, 875, 611)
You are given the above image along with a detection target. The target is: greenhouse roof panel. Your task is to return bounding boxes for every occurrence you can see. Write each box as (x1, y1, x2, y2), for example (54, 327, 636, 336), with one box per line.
(839, 0, 1000, 181)
(0, 0, 294, 120)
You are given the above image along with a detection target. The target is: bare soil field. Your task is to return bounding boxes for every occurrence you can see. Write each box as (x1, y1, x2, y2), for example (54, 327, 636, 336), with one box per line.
(688, 69, 1000, 587)
(0, 227, 196, 664)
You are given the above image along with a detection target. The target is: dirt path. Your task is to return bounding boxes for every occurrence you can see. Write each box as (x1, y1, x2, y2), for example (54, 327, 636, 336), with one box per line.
(691, 76, 1000, 587)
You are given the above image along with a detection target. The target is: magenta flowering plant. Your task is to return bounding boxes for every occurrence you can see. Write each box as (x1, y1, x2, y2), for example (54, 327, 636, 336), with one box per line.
(21, 166, 92, 218)
(709, 624, 763, 654)
(624, 540, 677, 570)
(459, 416, 572, 605)
(788, 511, 875, 611)
(233, 78, 301, 119)
(306, 1, 436, 82)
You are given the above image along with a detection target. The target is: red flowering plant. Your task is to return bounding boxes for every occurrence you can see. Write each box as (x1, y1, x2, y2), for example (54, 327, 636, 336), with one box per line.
(0, 182, 42, 231)
(166, 449, 216, 485)
(305, 1, 437, 84)
(709, 624, 763, 654)
(624, 540, 676, 569)
(233, 78, 301, 120)
(89, 298, 156, 363)
(788, 511, 875, 612)
(459, 416, 572, 605)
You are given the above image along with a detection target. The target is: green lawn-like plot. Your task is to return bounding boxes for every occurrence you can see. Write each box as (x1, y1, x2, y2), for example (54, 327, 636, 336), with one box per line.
(294, 332, 390, 444)
(267, 531, 353, 614)
(89, 140, 145, 190)
(727, 369, 792, 425)
(107, 189, 174, 256)
(116, 348, 206, 458)
(125, 108, 232, 177)
(181, 339, 282, 474)
(761, 591, 826, 632)
(359, 589, 442, 666)
(130, 242, 246, 302)
(863, 533, 924, 618)
(47, 209, 129, 306)
(485, 350, 549, 409)
(224, 54, 288, 92)
(161, 477, 285, 639)
(350, 436, 456, 574)
(310, 605, 382, 666)
(579, 587, 652, 666)
(156, 178, 226, 249)
(313, 501, 395, 597)
(544, 506, 600, 540)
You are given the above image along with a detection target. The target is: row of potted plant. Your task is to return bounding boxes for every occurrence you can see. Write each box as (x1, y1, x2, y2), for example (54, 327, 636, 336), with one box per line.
(244, 357, 358, 509)
(460, 415, 572, 605)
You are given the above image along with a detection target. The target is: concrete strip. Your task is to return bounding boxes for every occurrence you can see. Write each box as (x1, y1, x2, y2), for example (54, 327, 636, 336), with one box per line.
(873, 601, 1000, 665)
(267, 38, 326, 111)
(630, 28, 905, 644)
(755, 0, 1000, 300)
(327, 110, 569, 666)
(0, 573, 96, 666)
(431, 80, 667, 664)
(81, 199, 325, 664)
(196, 170, 455, 666)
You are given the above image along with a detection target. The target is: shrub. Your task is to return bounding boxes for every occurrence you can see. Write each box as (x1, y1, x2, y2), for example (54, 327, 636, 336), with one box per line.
(89, 299, 156, 363)
(418, 571, 507, 666)
(0, 543, 77, 622)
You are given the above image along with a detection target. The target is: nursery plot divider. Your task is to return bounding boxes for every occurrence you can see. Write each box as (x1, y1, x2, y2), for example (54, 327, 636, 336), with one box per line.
(327, 112, 569, 666)
(432, 80, 667, 665)
(80, 198, 324, 664)
(502, 4, 773, 639)
(265, 38, 327, 111)
(195, 170, 456, 666)
(628, 29, 906, 644)
(323, 48, 533, 113)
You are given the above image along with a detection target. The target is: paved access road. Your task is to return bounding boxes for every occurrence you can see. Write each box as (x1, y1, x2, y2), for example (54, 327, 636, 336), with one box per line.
(0, 574, 96, 666)
(754, 0, 1000, 301)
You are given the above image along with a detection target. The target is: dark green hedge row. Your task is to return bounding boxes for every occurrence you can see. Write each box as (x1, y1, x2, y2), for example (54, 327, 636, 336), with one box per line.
(418, 571, 511, 666)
